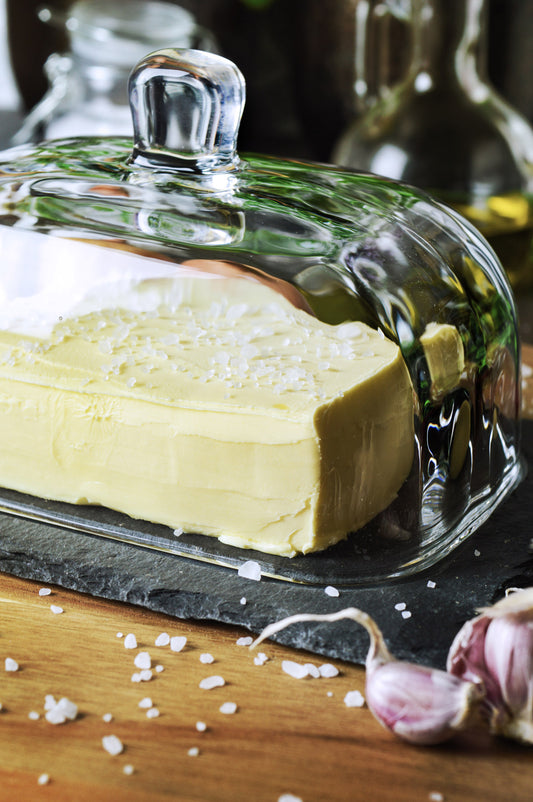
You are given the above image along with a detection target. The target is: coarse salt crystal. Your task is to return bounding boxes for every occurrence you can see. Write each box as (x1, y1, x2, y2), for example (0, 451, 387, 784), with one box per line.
(254, 652, 269, 666)
(28, 711, 40, 720)
(146, 707, 160, 719)
(282, 661, 308, 679)
(124, 633, 137, 649)
(324, 585, 339, 597)
(240, 597, 247, 605)
(170, 635, 187, 653)
(139, 669, 152, 681)
(188, 747, 200, 757)
(474, 549, 481, 557)
(38, 588, 51, 596)
(219, 702, 238, 715)
(134, 652, 151, 670)
(304, 663, 321, 679)
(344, 690, 365, 708)
(196, 721, 207, 732)
(44, 697, 78, 724)
(237, 560, 262, 581)
(199, 675, 225, 690)
(429, 794, 445, 802)
(200, 653, 215, 664)
(5, 657, 19, 672)
(37, 774, 50, 786)
(103, 713, 113, 722)
(44, 695, 56, 711)
(102, 735, 124, 756)
(123, 764, 135, 775)
(278, 795, 302, 802)
(319, 664, 339, 678)
(427, 580, 437, 589)
(138, 697, 153, 709)
(401, 610, 412, 619)
(131, 673, 142, 683)
(155, 665, 164, 673)
(155, 632, 170, 647)
(50, 605, 63, 614)
(116, 632, 124, 638)
(394, 602, 406, 611)
(173, 527, 184, 537)
(236, 636, 253, 647)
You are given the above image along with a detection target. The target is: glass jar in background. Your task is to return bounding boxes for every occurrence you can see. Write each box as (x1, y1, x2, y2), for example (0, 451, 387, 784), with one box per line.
(333, 0, 533, 294)
(12, 0, 216, 143)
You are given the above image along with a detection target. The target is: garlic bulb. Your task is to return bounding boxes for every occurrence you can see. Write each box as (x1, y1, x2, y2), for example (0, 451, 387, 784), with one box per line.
(447, 587, 533, 744)
(252, 607, 483, 745)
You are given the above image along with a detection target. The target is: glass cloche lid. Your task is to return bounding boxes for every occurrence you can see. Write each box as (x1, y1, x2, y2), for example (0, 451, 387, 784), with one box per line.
(0, 49, 522, 585)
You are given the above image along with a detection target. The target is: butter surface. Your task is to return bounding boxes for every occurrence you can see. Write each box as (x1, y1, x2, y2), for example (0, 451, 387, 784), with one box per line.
(0, 252, 414, 556)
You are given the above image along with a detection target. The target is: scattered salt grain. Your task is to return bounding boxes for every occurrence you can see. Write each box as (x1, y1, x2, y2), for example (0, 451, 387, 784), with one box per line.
(123, 765, 135, 776)
(38, 588, 51, 596)
(429, 793, 445, 802)
(319, 664, 339, 678)
(50, 605, 63, 614)
(131, 673, 142, 683)
(304, 663, 321, 679)
(5, 657, 19, 672)
(196, 721, 207, 732)
(146, 707, 160, 719)
(155, 665, 164, 673)
(324, 585, 339, 597)
(44, 695, 56, 711)
(103, 713, 113, 723)
(139, 669, 153, 681)
(28, 711, 40, 720)
(394, 602, 406, 611)
(170, 635, 187, 653)
(102, 735, 124, 756)
(45, 697, 78, 724)
(173, 527, 184, 537)
(474, 549, 481, 557)
(240, 597, 247, 605)
(238, 560, 262, 581)
(134, 652, 151, 670)
(124, 633, 137, 649)
(401, 610, 412, 620)
(344, 690, 365, 708)
(188, 747, 200, 757)
(116, 632, 123, 639)
(219, 702, 238, 715)
(138, 697, 153, 709)
(426, 580, 437, 589)
(37, 774, 50, 786)
(155, 632, 170, 647)
(236, 636, 253, 647)
(254, 652, 269, 666)
(199, 675, 225, 690)
(282, 661, 309, 679)
(200, 653, 215, 664)
(278, 795, 302, 802)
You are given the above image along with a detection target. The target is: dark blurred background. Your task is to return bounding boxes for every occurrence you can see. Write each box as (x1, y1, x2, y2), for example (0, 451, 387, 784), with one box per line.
(4, 0, 533, 162)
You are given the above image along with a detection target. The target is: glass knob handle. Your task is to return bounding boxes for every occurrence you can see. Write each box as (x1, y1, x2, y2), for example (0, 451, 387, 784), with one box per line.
(128, 48, 245, 172)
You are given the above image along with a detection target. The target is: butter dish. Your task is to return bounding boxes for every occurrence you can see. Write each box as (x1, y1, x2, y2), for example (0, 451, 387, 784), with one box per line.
(0, 49, 522, 583)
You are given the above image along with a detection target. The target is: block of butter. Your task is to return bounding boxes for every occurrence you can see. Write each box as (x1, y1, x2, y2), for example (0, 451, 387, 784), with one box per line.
(0, 240, 414, 556)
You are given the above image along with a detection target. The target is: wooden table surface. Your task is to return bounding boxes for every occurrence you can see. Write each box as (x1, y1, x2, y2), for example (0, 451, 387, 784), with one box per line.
(2, 345, 533, 802)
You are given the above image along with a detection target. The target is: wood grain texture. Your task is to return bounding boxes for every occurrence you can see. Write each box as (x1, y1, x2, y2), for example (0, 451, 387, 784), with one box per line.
(1, 347, 533, 802)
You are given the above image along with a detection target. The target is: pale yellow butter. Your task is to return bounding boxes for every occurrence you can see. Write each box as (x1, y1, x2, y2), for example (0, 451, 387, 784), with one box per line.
(0, 261, 414, 556)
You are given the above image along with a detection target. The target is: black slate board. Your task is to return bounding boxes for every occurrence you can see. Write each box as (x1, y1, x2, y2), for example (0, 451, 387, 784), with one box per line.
(2, 423, 533, 670)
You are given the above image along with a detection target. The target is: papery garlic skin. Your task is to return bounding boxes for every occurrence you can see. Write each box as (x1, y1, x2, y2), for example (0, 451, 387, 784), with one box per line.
(447, 588, 533, 744)
(251, 607, 483, 746)
(366, 659, 484, 745)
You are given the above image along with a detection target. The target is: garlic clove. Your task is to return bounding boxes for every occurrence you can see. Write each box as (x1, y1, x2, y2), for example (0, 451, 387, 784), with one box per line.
(447, 587, 533, 744)
(251, 607, 483, 746)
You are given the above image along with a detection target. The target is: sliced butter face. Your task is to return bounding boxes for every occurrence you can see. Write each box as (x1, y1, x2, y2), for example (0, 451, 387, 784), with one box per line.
(0, 254, 414, 556)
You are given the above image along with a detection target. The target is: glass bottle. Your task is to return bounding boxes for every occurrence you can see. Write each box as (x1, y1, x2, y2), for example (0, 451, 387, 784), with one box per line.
(333, 0, 533, 292)
(12, 0, 216, 144)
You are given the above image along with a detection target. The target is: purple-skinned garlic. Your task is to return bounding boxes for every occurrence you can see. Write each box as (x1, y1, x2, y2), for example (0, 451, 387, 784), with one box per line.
(447, 587, 533, 744)
(251, 607, 484, 745)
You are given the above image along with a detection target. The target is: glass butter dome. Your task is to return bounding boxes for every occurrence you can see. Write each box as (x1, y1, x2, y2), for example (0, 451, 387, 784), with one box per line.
(0, 49, 523, 585)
